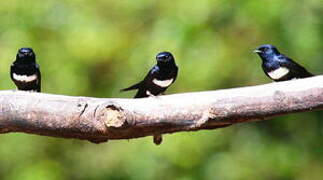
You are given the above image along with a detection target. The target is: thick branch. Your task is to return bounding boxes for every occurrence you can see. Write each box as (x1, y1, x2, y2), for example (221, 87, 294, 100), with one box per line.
(0, 76, 323, 143)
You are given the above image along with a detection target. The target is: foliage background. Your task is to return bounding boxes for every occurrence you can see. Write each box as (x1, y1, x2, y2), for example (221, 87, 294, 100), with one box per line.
(0, 0, 322, 179)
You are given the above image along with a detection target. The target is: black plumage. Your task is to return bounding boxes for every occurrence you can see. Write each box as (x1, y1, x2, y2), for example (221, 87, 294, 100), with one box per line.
(121, 51, 178, 98)
(10, 48, 41, 92)
(254, 44, 313, 81)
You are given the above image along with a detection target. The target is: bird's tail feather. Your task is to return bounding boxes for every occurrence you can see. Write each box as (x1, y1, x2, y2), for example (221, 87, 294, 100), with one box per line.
(300, 70, 314, 78)
(120, 82, 142, 92)
(306, 72, 314, 77)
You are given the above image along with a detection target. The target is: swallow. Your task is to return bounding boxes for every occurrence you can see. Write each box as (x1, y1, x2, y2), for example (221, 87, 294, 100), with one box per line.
(254, 44, 313, 81)
(10, 47, 41, 92)
(121, 51, 178, 98)
(121, 51, 178, 145)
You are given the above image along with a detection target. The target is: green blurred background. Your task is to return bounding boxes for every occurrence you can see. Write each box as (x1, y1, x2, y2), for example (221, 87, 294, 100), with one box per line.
(0, 0, 322, 179)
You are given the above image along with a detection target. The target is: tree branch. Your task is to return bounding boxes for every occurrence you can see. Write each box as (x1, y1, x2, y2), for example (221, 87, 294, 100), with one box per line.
(1, 76, 323, 144)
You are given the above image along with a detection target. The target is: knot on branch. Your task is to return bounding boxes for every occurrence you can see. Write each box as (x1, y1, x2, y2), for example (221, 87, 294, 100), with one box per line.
(196, 107, 234, 128)
(153, 134, 162, 145)
(96, 103, 128, 128)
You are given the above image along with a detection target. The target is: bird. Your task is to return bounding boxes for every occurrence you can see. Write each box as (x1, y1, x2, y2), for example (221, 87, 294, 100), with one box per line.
(121, 51, 178, 145)
(10, 47, 41, 92)
(121, 51, 178, 98)
(253, 44, 313, 82)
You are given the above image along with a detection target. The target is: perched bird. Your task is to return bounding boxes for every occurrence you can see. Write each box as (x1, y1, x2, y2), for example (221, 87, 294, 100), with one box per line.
(254, 44, 313, 81)
(10, 48, 41, 92)
(121, 51, 178, 145)
(121, 51, 178, 98)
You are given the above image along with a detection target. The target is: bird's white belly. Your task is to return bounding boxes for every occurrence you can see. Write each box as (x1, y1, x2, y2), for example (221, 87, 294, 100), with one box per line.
(152, 78, 173, 87)
(267, 67, 289, 80)
(13, 73, 37, 82)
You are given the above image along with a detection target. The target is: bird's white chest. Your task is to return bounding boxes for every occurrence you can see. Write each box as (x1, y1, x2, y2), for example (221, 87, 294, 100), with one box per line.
(152, 78, 174, 87)
(13, 73, 38, 82)
(267, 67, 289, 80)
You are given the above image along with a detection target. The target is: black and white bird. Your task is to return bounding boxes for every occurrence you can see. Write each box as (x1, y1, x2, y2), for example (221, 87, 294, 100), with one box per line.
(10, 47, 41, 92)
(254, 44, 313, 81)
(121, 51, 178, 145)
(121, 51, 178, 98)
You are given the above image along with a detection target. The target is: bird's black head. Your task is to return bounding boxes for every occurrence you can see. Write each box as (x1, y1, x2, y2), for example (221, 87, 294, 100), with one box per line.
(16, 47, 36, 62)
(254, 44, 280, 57)
(156, 51, 175, 65)
(254, 44, 280, 53)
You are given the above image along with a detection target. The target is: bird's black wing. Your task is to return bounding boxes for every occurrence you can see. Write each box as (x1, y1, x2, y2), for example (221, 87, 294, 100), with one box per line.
(133, 66, 159, 98)
(280, 55, 314, 78)
(10, 64, 14, 81)
(120, 81, 143, 92)
(120, 66, 157, 92)
(172, 65, 179, 82)
(35, 63, 41, 92)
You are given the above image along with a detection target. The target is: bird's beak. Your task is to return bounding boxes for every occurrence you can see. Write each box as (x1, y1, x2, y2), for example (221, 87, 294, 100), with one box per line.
(253, 49, 262, 53)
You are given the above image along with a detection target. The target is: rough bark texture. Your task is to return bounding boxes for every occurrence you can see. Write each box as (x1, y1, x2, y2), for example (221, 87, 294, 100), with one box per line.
(0, 76, 323, 144)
